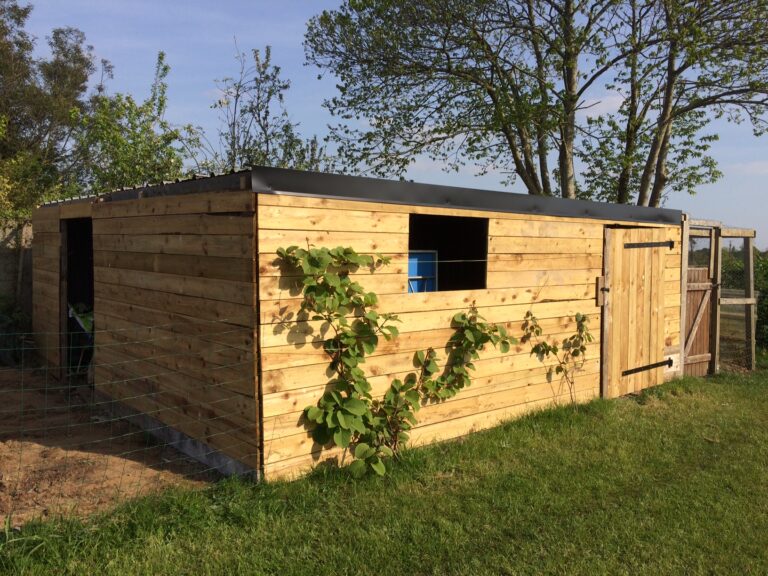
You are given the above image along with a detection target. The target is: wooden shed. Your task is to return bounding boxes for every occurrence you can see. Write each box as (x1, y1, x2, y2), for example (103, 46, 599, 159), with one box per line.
(31, 166, 705, 479)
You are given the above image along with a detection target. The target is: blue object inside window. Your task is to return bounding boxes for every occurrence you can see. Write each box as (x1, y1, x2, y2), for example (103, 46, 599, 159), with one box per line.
(408, 250, 438, 293)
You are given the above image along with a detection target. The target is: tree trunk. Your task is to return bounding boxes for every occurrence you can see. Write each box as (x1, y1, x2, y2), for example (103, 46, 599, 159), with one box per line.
(559, 0, 578, 199)
(617, 0, 640, 205)
(648, 122, 673, 206)
(638, 7, 677, 206)
(527, 0, 553, 196)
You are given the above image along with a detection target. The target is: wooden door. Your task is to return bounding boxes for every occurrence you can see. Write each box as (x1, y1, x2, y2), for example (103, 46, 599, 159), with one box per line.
(684, 267, 715, 376)
(602, 227, 670, 398)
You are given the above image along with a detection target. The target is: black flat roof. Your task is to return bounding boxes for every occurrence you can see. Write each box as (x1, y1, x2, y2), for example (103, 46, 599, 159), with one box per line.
(45, 165, 682, 225)
(250, 166, 682, 225)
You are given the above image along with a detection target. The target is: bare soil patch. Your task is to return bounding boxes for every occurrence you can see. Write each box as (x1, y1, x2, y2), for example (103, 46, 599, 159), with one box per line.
(0, 368, 216, 526)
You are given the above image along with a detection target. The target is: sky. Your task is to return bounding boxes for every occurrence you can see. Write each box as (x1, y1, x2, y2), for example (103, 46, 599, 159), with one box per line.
(25, 0, 767, 248)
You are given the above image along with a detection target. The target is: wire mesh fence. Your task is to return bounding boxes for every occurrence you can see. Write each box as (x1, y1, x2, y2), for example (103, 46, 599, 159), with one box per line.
(0, 320, 258, 527)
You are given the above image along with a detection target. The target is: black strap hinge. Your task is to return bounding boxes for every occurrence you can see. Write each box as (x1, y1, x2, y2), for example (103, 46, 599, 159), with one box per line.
(623, 241, 674, 249)
(622, 358, 673, 377)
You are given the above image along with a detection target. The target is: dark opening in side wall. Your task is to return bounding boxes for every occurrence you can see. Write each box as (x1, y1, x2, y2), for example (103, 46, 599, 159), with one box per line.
(408, 214, 488, 292)
(65, 218, 94, 374)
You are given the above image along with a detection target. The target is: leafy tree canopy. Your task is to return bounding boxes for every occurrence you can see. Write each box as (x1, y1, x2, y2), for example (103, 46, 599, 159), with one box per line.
(72, 52, 194, 194)
(194, 44, 331, 173)
(305, 0, 768, 205)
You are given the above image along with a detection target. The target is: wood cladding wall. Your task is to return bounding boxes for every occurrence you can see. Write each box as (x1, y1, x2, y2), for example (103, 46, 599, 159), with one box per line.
(90, 190, 261, 470)
(31, 184, 683, 481)
(257, 193, 683, 479)
(31, 205, 62, 374)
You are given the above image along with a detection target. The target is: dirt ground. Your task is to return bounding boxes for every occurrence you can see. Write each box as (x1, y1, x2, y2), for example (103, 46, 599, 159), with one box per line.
(0, 368, 216, 526)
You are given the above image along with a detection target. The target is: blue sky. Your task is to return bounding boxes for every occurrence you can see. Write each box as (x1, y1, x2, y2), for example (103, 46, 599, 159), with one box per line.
(25, 0, 767, 247)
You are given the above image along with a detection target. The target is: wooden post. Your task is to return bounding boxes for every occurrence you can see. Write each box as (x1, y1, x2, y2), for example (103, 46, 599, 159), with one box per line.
(744, 236, 756, 371)
(600, 228, 614, 398)
(679, 216, 689, 376)
(709, 226, 722, 374)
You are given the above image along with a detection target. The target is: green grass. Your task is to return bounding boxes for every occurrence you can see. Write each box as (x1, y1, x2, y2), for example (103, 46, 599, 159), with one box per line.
(3, 370, 768, 575)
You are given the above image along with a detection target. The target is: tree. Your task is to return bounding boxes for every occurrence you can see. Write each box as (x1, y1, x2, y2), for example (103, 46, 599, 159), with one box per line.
(305, 0, 768, 206)
(73, 52, 194, 193)
(195, 44, 330, 173)
(0, 0, 95, 222)
(580, 0, 765, 205)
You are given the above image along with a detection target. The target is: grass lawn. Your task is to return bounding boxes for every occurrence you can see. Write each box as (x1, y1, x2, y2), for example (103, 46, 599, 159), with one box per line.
(2, 365, 768, 575)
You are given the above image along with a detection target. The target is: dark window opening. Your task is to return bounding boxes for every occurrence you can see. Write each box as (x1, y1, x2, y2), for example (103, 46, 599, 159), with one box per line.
(408, 214, 488, 292)
(65, 218, 94, 374)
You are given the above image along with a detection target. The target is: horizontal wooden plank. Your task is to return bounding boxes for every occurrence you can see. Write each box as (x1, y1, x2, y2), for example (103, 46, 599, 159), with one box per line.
(95, 266, 253, 306)
(720, 227, 755, 238)
(34, 279, 59, 302)
(489, 219, 604, 239)
(262, 331, 601, 396)
(258, 229, 407, 254)
(258, 204, 407, 233)
(263, 362, 600, 440)
(665, 253, 681, 269)
(92, 190, 255, 219)
(664, 267, 681, 282)
(261, 283, 596, 325)
(258, 253, 408, 277)
(32, 205, 60, 222)
(95, 313, 254, 397)
(489, 237, 603, 255)
(259, 273, 407, 301)
(261, 314, 598, 371)
(33, 243, 60, 260)
(95, 346, 256, 432)
(94, 250, 253, 282)
(95, 283, 253, 327)
(261, 298, 600, 348)
(264, 387, 599, 476)
(487, 268, 601, 289)
(94, 233, 253, 258)
(92, 213, 253, 236)
(59, 202, 93, 219)
(258, 192, 679, 228)
(261, 347, 601, 418)
(31, 232, 62, 247)
(93, 297, 253, 350)
(95, 367, 259, 469)
(31, 219, 61, 234)
(32, 267, 58, 285)
(719, 297, 757, 306)
(486, 253, 603, 272)
(31, 256, 60, 273)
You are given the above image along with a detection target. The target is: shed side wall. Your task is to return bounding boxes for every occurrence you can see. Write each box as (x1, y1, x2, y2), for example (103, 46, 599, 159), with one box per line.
(91, 190, 260, 470)
(258, 193, 682, 479)
(31, 205, 63, 374)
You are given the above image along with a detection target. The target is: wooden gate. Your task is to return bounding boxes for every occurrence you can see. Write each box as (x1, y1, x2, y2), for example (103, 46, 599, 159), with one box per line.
(682, 221, 758, 374)
(602, 227, 670, 398)
(684, 266, 716, 376)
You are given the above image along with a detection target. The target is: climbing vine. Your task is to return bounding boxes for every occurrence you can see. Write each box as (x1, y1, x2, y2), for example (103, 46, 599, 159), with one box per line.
(521, 311, 594, 403)
(277, 245, 515, 476)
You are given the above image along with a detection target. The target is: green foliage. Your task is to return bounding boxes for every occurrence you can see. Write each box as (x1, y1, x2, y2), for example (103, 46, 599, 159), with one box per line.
(305, 0, 768, 205)
(721, 246, 768, 349)
(73, 52, 194, 194)
(756, 252, 768, 348)
(0, 1, 95, 222)
(521, 311, 594, 402)
(196, 44, 331, 173)
(278, 245, 515, 476)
